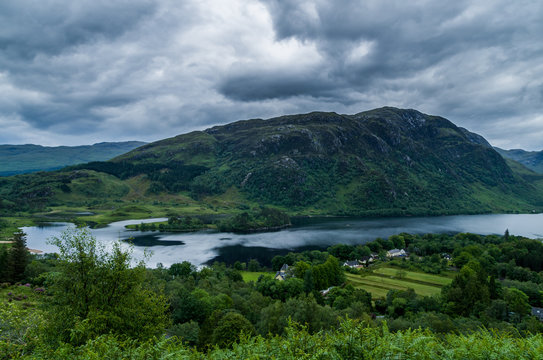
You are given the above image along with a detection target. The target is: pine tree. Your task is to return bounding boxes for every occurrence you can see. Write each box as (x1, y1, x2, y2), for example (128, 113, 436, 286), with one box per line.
(0, 245, 8, 282)
(7, 230, 29, 283)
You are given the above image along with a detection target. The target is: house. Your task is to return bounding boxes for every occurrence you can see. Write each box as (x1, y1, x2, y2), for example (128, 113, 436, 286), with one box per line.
(343, 260, 360, 268)
(532, 307, 543, 321)
(441, 253, 452, 261)
(320, 286, 334, 296)
(360, 255, 377, 266)
(387, 249, 407, 258)
(274, 263, 289, 281)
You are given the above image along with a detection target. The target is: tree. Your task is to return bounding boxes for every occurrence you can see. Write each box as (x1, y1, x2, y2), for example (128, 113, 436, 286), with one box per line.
(171, 288, 211, 324)
(389, 235, 406, 249)
(294, 260, 310, 279)
(211, 312, 255, 347)
(46, 227, 169, 345)
(248, 259, 261, 272)
(504, 288, 531, 322)
(6, 231, 29, 283)
(396, 270, 407, 280)
(0, 245, 8, 282)
(442, 260, 490, 316)
(168, 321, 200, 345)
(303, 269, 314, 293)
(271, 255, 286, 271)
(169, 261, 194, 278)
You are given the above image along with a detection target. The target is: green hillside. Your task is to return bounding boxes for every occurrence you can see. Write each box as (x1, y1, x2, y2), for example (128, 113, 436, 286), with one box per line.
(496, 147, 543, 174)
(0, 141, 146, 176)
(1, 107, 542, 221)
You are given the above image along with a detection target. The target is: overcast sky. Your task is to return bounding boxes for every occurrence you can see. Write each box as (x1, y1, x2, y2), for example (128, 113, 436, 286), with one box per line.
(1, 0, 542, 150)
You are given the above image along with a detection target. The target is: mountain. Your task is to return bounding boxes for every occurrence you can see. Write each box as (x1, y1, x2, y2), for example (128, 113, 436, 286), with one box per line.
(0, 141, 146, 176)
(1, 107, 542, 217)
(495, 148, 543, 174)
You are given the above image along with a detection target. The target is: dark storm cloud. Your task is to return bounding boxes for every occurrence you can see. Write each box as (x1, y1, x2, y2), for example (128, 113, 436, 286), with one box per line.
(218, 0, 543, 150)
(221, 0, 540, 102)
(0, 0, 542, 149)
(218, 68, 339, 101)
(0, 0, 156, 59)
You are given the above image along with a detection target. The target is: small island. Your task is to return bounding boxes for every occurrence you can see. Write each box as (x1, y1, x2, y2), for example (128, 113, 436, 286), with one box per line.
(216, 207, 291, 233)
(126, 215, 209, 232)
(124, 207, 291, 234)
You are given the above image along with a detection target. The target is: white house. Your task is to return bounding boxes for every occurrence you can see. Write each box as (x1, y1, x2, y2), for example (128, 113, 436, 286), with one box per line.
(387, 249, 407, 258)
(274, 264, 289, 281)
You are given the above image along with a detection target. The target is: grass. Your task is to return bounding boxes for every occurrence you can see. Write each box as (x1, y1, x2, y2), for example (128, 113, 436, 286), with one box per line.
(363, 276, 443, 297)
(372, 267, 454, 286)
(0, 283, 44, 307)
(240, 271, 271, 282)
(0, 217, 38, 242)
(346, 266, 453, 299)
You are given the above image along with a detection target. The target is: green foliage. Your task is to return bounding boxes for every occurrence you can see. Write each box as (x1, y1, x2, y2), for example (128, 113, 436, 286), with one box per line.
(45, 227, 169, 345)
(4, 108, 543, 216)
(504, 288, 531, 322)
(7, 231, 29, 283)
(169, 261, 195, 278)
(169, 287, 233, 326)
(0, 231, 29, 283)
(0, 300, 46, 358)
(4, 230, 543, 357)
(442, 260, 490, 316)
(29, 319, 543, 359)
(247, 259, 261, 272)
(256, 277, 304, 302)
(312, 255, 345, 290)
(0, 246, 8, 283)
(168, 321, 200, 345)
(217, 207, 290, 232)
(211, 312, 255, 348)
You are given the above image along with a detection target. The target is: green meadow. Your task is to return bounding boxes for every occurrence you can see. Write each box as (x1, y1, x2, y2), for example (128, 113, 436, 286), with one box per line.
(346, 266, 453, 299)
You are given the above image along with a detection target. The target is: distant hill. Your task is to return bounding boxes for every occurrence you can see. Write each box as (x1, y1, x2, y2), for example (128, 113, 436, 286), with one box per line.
(495, 148, 543, 174)
(0, 142, 146, 176)
(1, 108, 542, 216)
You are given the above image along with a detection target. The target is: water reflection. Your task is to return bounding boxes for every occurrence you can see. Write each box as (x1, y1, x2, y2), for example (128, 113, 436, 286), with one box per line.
(21, 213, 543, 268)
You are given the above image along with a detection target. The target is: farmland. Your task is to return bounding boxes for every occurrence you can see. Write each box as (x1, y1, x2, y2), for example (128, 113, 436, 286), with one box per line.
(346, 266, 453, 299)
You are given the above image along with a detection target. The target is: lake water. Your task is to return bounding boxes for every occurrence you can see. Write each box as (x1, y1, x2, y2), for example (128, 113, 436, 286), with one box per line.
(21, 213, 543, 268)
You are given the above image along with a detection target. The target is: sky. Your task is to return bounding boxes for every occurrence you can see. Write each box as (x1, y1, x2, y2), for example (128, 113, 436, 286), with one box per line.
(1, 0, 542, 150)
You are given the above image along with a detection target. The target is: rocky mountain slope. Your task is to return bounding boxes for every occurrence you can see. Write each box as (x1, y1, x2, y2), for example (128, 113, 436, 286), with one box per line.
(1, 107, 542, 216)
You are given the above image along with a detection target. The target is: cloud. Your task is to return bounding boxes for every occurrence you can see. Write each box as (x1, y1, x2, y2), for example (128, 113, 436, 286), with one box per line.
(0, 0, 542, 149)
(0, 0, 156, 59)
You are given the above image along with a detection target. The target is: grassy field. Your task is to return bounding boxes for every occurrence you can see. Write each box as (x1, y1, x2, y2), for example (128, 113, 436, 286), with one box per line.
(346, 266, 453, 299)
(372, 267, 455, 285)
(0, 217, 39, 242)
(240, 271, 272, 282)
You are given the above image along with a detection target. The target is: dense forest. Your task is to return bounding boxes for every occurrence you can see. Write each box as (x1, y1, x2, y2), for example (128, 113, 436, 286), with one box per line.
(2, 227, 543, 358)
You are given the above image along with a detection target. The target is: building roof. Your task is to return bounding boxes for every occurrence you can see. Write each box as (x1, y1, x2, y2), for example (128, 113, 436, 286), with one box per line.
(280, 263, 289, 272)
(344, 260, 359, 267)
(532, 307, 543, 320)
(275, 272, 287, 281)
